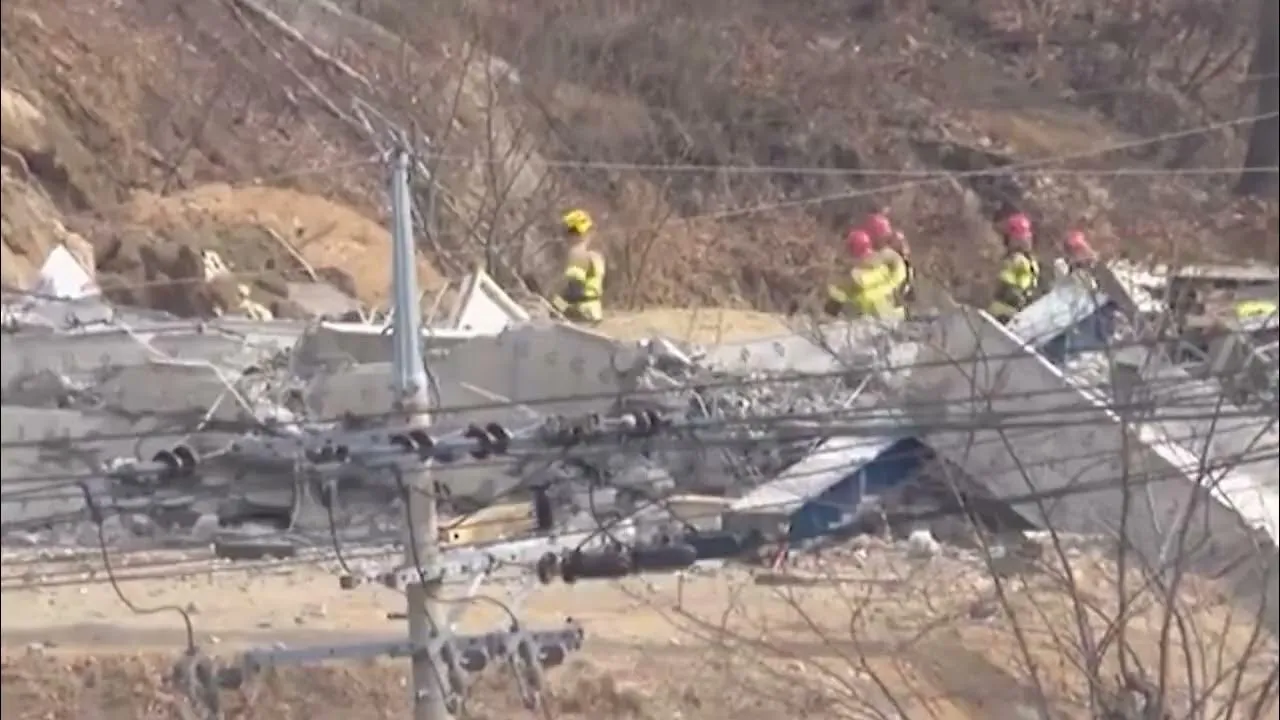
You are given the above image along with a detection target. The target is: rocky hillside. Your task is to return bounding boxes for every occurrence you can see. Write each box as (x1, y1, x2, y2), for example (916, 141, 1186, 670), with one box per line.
(1, 0, 1276, 317)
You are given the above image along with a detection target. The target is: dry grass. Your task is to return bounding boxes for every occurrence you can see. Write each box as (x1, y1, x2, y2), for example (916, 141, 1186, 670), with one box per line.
(3, 0, 1275, 318)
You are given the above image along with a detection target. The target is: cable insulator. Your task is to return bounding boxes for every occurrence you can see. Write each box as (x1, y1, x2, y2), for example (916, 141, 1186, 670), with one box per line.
(150, 450, 181, 480)
(484, 422, 511, 454)
(560, 549, 631, 583)
(459, 647, 488, 673)
(626, 410, 654, 436)
(631, 544, 697, 572)
(535, 552, 560, 584)
(685, 531, 757, 560)
(389, 434, 416, 455)
(532, 487, 553, 531)
(171, 445, 199, 476)
(408, 429, 434, 459)
(539, 643, 567, 668)
(463, 424, 493, 459)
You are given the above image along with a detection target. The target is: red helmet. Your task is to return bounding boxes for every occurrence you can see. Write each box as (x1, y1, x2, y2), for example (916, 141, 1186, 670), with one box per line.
(863, 213, 893, 240)
(1001, 213, 1033, 241)
(845, 229, 874, 259)
(1063, 231, 1095, 259)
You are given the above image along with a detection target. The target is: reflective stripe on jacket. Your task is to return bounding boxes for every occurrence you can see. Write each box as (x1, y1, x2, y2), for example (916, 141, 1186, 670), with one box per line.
(827, 262, 905, 320)
(879, 248, 912, 302)
(552, 252, 606, 322)
(988, 251, 1041, 321)
(1235, 299, 1278, 320)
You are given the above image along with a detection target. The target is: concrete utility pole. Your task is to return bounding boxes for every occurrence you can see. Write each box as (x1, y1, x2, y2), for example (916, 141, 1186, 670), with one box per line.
(388, 147, 453, 720)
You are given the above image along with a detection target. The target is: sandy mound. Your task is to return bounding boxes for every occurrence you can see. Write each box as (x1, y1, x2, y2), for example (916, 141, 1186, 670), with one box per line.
(597, 308, 792, 344)
(119, 184, 444, 308)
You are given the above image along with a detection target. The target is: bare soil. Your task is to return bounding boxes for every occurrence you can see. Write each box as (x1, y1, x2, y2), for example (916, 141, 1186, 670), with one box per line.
(2, 544, 1274, 719)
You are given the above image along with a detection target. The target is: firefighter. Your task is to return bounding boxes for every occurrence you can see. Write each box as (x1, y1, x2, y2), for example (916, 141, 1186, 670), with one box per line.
(1061, 231, 1098, 273)
(549, 209, 606, 324)
(824, 230, 905, 320)
(987, 213, 1041, 323)
(863, 212, 914, 303)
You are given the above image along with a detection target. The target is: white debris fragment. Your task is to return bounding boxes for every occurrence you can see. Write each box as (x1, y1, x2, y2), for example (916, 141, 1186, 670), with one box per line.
(905, 529, 940, 559)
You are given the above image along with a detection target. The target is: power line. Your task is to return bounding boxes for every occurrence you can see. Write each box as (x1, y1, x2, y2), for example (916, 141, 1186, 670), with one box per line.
(4, 404, 1274, 539)
(3, 109, 1277, 713)
(7, 384, 1273, 711)
(0, 109, 1266, 280)
(2, 389, 1273, 490)
(399, 155, 1280, 179)
(8, 434, 1271, 590)
(685, 111, 1279, 223)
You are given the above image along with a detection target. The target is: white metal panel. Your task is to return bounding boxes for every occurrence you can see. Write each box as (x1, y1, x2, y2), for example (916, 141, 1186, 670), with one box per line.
(35, 245, 99, 300)
(907, 307, 1277, 621)
(448, 269, 530, 334)
(1007, 277, 1109, 349)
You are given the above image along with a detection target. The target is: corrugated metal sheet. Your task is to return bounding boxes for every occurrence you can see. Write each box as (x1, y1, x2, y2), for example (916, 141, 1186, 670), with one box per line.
(1007, 278, 1111, 350)
(730, 434, 902, 515)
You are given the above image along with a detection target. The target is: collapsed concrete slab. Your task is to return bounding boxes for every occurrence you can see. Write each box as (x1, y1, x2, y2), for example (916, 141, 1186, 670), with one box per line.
(95, 361, 254, 424)
(905, 306, 1278, 625)
(1104, 362, 1280, 541)
(290, 322, 485, 374)
(432, 321, 630, 418)
(701, 317, 903, 374)
(1, 331, 156, 385)
(1, 327, 278, 390)
(1012, 279, 1279, 542)
(303, 362, 398, 420)
(0, 408, 169, 530)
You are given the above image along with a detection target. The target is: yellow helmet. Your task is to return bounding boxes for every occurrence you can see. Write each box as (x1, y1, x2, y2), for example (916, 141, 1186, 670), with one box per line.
(561, 209, 593, 236)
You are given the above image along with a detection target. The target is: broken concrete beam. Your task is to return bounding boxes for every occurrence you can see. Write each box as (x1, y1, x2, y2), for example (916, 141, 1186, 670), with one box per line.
(213, 536, 298, 561)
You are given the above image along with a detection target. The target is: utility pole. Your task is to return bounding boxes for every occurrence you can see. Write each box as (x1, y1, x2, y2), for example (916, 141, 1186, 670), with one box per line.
(161, 148, 619, 719)
(389, 146, 453, 720)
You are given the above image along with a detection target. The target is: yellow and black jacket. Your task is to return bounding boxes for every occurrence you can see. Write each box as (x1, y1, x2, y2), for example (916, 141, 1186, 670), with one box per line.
(551, 248, 606, 323)
(826, 259, 907, 320)
(988, 250, 1041, 322)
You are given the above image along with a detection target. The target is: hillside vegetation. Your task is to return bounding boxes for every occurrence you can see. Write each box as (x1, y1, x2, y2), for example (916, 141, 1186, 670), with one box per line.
(1, 0, 1277, 318)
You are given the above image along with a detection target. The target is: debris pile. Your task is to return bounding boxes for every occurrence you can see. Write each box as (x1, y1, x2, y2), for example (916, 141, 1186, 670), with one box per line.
(4, 260, 1277, 645)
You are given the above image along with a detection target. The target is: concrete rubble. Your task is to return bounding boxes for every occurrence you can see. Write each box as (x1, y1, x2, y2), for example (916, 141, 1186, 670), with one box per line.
(3, 259, 1278, 627)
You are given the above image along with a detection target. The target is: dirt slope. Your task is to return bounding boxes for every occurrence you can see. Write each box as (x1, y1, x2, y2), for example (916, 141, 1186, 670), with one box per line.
(2, 0, 1276, 320)
(0, 0, 442, 314)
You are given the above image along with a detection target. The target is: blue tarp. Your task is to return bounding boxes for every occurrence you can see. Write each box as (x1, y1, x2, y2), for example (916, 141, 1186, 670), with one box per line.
(787, 437, 932, 543)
